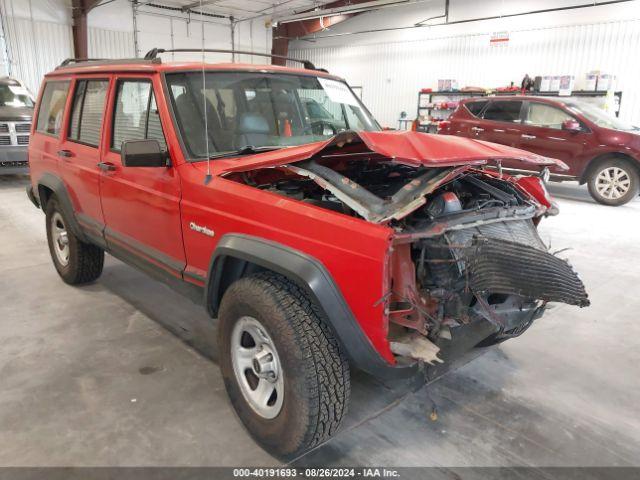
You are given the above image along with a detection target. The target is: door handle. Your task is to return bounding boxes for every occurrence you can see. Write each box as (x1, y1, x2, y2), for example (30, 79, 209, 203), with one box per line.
(97, 162, 116, 172)
(521, 134, 536, 139)
(57, 149, 73, 158)
(471, 127, 484, 133)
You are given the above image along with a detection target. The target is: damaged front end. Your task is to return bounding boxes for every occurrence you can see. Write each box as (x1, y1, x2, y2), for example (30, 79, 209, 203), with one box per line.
(224, 131, 589, 371)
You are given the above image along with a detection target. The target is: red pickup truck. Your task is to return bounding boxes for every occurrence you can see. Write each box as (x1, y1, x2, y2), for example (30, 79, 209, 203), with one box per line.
(27, 52, 589, 458)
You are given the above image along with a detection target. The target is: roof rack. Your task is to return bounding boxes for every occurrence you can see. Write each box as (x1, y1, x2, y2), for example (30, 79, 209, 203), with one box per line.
(56, 58, 161, 70)
(143, 48, 321, 71)
(58, 58, 108, 68)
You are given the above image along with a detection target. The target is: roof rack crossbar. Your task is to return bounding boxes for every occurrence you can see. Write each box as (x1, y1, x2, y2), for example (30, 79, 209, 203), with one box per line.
(58, 58, 108, 68)
(143, 48, 318, 70)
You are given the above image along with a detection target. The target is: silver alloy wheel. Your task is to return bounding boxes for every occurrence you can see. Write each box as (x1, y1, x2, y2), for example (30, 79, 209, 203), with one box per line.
(51, 211, 70, 266)
(595, 166, 631, 200)
(230, 316, 284, 419)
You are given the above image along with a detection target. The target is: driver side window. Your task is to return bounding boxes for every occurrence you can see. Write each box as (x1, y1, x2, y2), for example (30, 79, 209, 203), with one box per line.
(112, 80, 167, 151)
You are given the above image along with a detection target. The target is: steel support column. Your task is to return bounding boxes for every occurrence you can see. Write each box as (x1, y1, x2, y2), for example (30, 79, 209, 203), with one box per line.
(71, 0, 101, 59)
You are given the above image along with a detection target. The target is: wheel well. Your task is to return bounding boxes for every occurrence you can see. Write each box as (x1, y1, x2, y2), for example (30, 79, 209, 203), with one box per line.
(208, 255, 269, 317)
(580, 153, 640, 184)
(37, 184, 54, 210)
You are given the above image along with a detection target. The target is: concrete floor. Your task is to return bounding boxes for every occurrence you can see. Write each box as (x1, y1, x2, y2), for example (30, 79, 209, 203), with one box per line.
(1, 174, 639, 468)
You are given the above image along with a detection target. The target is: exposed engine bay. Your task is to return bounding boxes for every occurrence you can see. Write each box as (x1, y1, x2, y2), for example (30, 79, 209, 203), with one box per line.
(225, 144, 589, 366)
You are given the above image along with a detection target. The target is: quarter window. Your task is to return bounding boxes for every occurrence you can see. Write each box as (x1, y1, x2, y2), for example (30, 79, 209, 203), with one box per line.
(68, 79, 109, 147)
(525, 103, 574, 129)
(482, 100, 523, 123)
(465, 100, 488, 117)
(112, 80, 166, 151)
(36, 81, 70, 136)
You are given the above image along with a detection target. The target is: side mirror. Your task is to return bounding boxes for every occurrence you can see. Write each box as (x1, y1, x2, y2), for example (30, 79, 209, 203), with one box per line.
(121, 139, 167, 167)
(561, 119, 581, 133)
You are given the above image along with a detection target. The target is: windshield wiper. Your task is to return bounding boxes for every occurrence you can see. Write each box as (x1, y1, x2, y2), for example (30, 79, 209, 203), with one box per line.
(207, 145, 283, 160)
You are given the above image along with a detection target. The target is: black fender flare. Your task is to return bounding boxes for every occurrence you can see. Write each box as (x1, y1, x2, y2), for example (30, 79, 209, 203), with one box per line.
(205, 234, 418, 379)
(36, 173, 86, 241)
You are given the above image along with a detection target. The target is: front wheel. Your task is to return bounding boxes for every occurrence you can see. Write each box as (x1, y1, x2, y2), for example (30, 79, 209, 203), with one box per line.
(587, 158, 639, 206)
(218, 272, 350, 459)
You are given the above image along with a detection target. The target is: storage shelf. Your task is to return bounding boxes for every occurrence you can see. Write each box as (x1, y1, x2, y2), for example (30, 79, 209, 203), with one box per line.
(414, 88, 623, 132)
(493, 90, 622, 97)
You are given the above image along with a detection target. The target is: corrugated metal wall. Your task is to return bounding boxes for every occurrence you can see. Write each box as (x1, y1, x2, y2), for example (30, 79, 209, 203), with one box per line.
(0, 15, 133, 96)
(0, 13, 73, 95)
(291, 19, 640, 128)
(88, 27, 135, 59)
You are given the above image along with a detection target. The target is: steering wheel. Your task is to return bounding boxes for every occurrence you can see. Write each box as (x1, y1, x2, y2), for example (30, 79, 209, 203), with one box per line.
(302, 121, 338, 136)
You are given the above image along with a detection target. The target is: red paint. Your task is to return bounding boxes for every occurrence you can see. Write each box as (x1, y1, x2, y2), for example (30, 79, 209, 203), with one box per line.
(29, 61, 565, 367)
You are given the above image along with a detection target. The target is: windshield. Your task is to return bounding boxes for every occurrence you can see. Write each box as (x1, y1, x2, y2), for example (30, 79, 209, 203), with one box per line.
(166, 72, 379, 159)
(0, 83, 34, 108)
(566, 101, 636, 131)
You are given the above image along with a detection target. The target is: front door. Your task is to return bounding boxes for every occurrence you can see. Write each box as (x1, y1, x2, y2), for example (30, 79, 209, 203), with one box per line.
(99, 75, 185, 278)
(518, 101, 590, 176)
(57, 77, 111, 241)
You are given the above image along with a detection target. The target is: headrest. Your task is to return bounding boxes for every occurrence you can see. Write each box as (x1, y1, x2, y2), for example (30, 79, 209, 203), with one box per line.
(237, 112, 270, 134)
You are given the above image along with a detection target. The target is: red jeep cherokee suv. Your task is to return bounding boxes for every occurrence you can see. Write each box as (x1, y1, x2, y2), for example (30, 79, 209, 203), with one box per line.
(27, 52, 588, 458)
(439, 96, 640, 206)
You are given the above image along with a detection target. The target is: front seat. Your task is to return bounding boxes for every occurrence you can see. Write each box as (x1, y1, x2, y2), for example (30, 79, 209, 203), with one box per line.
(235, 112, 271, 148)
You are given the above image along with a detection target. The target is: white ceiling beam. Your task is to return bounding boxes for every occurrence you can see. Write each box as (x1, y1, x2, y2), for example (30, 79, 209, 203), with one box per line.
(180, 0, 223, 11)
(272, 0, 411, 23)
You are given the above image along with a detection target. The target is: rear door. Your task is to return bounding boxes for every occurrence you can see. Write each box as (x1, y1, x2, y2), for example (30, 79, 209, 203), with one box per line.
(452, 99, 488, 137)
(476, 99, 524, 147)
(477, 99, 528, 170)
(31, 80, 72, 183)
(518, 101, 589, 176)
(99, 75, 185, 278)
(57, 76, 111, 241)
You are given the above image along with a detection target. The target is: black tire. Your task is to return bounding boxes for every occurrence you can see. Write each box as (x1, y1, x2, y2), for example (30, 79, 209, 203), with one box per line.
(587, 158, 639, 206)
(45, 196, 104, 285)
(218, 272, 350, 459)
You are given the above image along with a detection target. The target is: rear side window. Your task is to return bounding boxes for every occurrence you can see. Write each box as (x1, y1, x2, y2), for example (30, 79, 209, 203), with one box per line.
(482, 100, 523, 123)
(36, 81, 70, 136)
(464, 100, 487, 117)
(68, 79, 109, 147)
(112, 80, 166, 151)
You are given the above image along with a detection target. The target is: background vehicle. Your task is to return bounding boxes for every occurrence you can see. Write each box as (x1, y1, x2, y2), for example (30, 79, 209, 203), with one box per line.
(0, 77, 34, 175)
(439, 96, 640, 206)
(27, 53, 588, 459)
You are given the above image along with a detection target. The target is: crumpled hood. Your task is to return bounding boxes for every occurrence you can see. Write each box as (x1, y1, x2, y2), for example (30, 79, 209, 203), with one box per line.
(219, 130, 569, 173)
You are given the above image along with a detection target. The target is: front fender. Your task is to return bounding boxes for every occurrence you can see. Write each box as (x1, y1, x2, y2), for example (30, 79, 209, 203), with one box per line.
(206, 233, 418, 380)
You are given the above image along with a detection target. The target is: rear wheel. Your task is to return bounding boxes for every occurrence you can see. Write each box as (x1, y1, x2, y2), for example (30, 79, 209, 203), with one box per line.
(45, 197, 104, 284)
(587, 158, 639, 206)
(218, 272, 350, 459)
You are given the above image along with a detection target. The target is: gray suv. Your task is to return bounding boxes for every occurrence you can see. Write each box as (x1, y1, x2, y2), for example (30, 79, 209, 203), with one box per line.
(0, 77, 34, 174)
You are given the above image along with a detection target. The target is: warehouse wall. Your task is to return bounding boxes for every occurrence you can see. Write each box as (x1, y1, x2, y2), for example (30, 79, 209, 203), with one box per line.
(87, 0, 272, 64)
(289, 0, 640, 127)
(0, 0, 272, 95)
(0, 0, 73, 95)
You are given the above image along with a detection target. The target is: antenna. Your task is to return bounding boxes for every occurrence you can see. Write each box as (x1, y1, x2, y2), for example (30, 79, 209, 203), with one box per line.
(201, 0, 212, 185)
